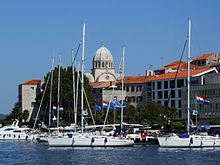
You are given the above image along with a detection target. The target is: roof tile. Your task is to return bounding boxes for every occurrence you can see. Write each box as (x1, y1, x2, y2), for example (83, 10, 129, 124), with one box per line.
(21, 80, 41, 85)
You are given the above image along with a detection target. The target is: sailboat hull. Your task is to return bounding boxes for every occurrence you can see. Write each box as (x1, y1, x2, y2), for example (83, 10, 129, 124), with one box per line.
(48, 134, 134, 147)
(158, 135, 220, 148)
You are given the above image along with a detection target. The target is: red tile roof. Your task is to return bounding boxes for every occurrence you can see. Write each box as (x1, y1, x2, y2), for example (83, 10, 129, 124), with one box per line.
(164, 61, 185, 68)
(89, 82, 113, 89)
(163, 61, 197, 70)
(21, 79, 41, 85)
(193, 53, 213, 60)
(90, 76, 154, 88)
(150, 67, 216, 81)
(122, 76, 149, 84)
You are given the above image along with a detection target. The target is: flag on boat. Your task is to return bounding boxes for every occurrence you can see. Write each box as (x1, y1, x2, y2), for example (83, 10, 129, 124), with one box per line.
(192, 110, 198, 115)
(196, 95, 210, 104)
(189, 119, 194, 126)
(82, 109, 88, 116)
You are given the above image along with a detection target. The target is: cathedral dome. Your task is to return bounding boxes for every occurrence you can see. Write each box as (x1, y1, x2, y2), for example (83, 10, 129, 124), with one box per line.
(93, 45, 113, 61)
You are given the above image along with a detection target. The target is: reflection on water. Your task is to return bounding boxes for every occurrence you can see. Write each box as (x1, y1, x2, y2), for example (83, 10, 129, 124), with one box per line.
(1, 141, 220, 165)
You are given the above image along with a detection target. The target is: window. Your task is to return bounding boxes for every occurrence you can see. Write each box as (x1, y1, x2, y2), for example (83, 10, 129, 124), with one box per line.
(157, 82, 162, 89)
(131, 86, 135, 92)
(137, 96, 143, 102)
(164, 81, 168, 89)
(126, 97, 131, 102)
(152, 92, 155, 99)
(131, 97, 136, 102)
(191, 79, 199, 85)
(178, 90, 181, 98)
(152, 82, 155, 90)
(177, 79, 184, 88)
(164, 91, 168, 99)
(171, 90, 175, 98)
(139, 86, 143, 91)
(158, 91, 162, 99)
(137, 85, 143, 91)
(126, 86, 129, 92)
(178, 100, 181, 108)
(170, 80, 175, 88)
(171, 100, 175, 107)
(164, 100, 169, 107)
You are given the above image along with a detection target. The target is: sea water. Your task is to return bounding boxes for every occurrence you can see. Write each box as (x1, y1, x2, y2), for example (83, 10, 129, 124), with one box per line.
(0, 141, 220, 165)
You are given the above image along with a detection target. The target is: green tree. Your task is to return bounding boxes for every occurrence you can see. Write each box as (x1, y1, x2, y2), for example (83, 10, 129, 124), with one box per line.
(7, 102, 21, 120)
(124, 104, 136, 123)
(22, 110, 29, 122)
(173, 122, 185, 133)
(35, 65, 95, 127)
(210, 119, 220, 125)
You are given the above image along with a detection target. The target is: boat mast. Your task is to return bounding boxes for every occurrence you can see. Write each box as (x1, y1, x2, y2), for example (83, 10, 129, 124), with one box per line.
(72, 50, 77, 130)
(120, 47, 125, 132)
(187, 19, 191, 135)
(57, 56, 61, 128)
(49, 57, 54, 131)
(81, 23, 86, 134)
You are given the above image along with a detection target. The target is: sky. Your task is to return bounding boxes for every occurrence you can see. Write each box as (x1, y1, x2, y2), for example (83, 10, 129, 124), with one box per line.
(1, 0, 220, 115)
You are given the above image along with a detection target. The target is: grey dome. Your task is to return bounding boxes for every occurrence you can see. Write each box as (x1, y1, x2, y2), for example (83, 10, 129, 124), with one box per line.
(93, 45, 113, 61)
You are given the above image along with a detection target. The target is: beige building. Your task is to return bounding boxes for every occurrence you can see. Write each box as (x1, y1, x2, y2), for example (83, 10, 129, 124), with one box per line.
(18, 80, 41, 122)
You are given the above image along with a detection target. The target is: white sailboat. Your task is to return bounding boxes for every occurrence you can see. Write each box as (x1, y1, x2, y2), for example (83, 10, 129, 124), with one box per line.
(158, 19, 220, 148)
(48, 23, 134, 147)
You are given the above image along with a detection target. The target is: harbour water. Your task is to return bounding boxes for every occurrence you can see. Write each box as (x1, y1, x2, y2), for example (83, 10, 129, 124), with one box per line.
(1, 141, 220, 165)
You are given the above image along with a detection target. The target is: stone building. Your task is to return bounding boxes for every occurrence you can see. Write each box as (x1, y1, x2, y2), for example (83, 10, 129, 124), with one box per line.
(18, 79, 41, 122)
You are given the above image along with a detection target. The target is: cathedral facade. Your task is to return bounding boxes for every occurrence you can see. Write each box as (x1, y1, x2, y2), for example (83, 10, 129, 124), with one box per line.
(86, 45, 117, 83)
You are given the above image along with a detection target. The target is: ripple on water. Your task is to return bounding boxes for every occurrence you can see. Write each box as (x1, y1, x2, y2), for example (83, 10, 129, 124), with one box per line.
(1, 141, 220, 165)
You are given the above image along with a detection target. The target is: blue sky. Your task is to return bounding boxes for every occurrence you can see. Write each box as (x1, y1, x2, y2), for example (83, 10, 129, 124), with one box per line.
(1, 0, 220, 114)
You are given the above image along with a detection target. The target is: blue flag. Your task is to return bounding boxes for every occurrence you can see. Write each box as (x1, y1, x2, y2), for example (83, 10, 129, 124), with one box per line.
(95, 104, 102, 111)
(112, 101, 127, 110)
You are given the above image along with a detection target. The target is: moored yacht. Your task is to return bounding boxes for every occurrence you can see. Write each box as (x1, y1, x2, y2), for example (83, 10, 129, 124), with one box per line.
(0, 119, 33, 140)
(158, 133, 220, 148)
(48, 132, 134, 147)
